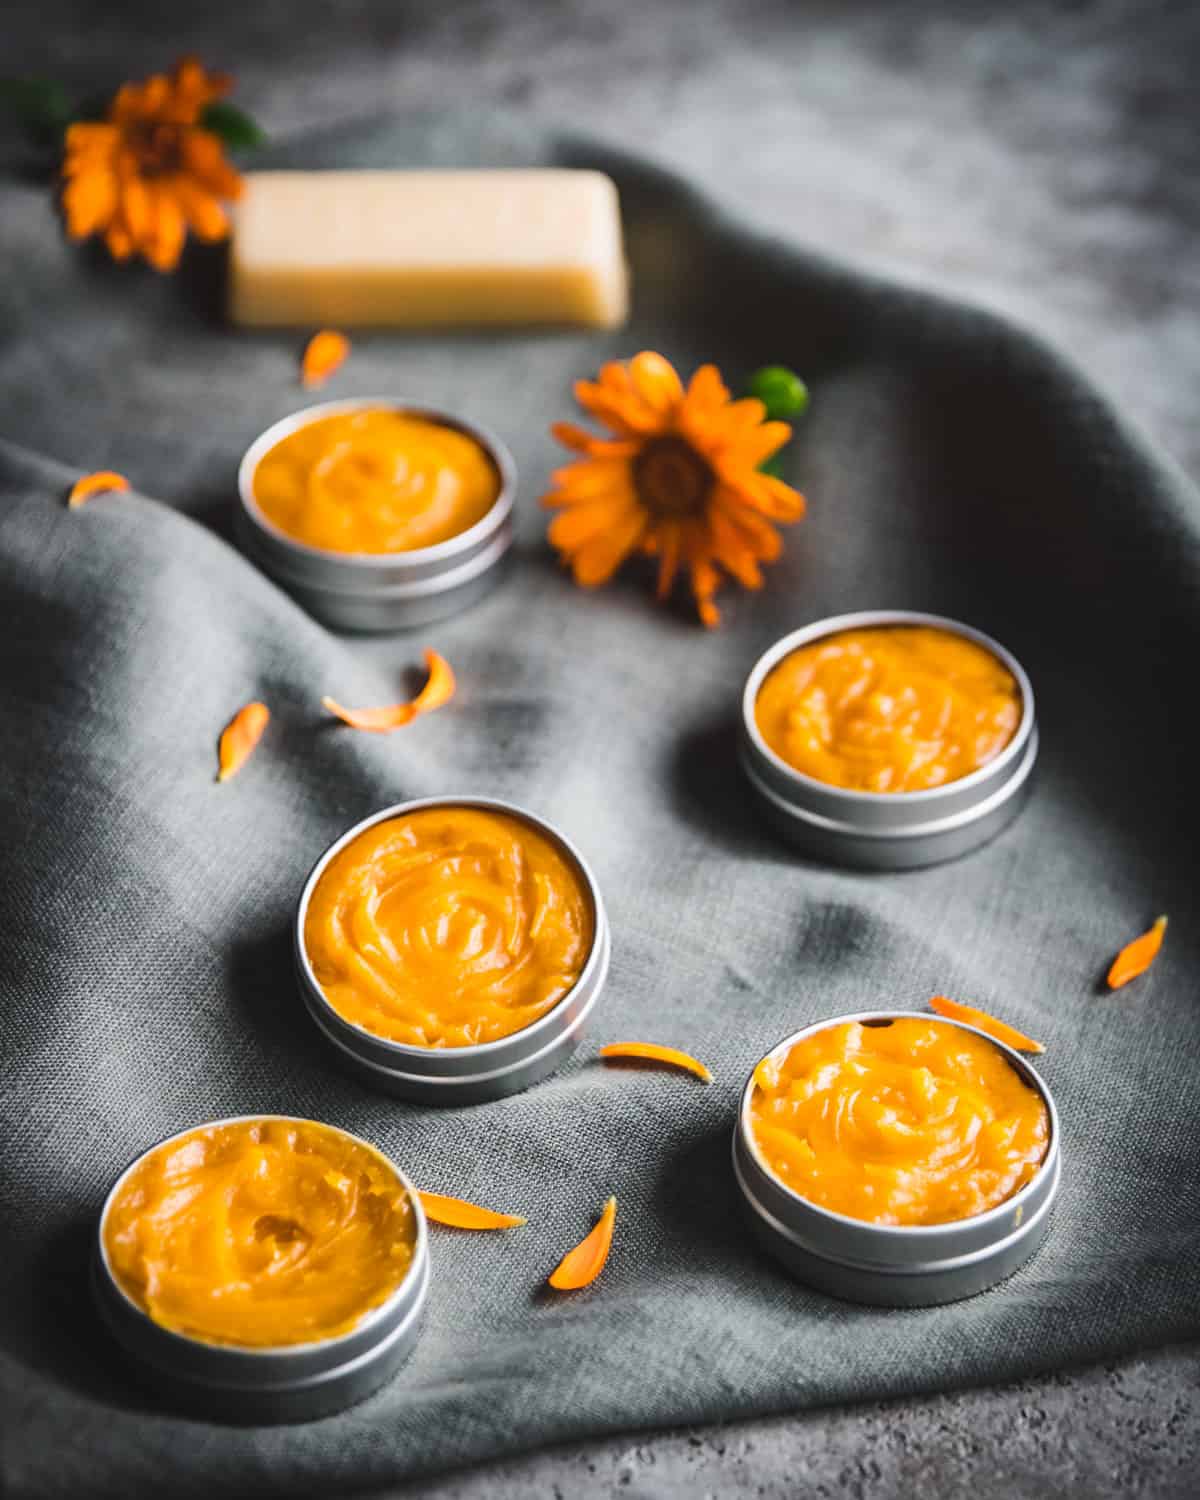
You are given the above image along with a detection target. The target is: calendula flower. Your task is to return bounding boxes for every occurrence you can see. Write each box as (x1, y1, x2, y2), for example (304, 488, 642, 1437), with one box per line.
(61, 57, 242, 271)
(543, 352, 805, 627)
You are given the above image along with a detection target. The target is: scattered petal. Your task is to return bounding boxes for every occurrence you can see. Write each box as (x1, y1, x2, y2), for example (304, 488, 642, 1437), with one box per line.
(599, 1042, 712, 1082)
(322, 649, 455, 734)
(67, 471, 130, 509)
(217, 701, 269, 783)
(1107, 916, 1168, 990)
(301, 329, 351, 389)
(929, 996, 1045, 1054)
(548, 1197, 617, 1291)
(418, 1190, 526, 1231)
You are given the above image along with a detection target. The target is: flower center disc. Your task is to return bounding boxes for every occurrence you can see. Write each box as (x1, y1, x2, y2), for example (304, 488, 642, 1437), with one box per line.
(633, 436, 713, 519)
(130, 121, 185, 176)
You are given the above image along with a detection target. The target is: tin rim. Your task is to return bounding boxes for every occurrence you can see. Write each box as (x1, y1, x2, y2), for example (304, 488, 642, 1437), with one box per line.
(741, 610, 1036, 810)
(737, 1010, 1059, 1246)
(95, 1114, 429, 1364)
(294, 796, 609, 1065)
(236, 396, 516, 572)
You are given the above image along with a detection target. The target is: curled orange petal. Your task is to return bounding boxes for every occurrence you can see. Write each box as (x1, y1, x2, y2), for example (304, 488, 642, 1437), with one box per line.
(417, 1190, 526, 1230)
(929, 996, 1044, 1054)
(1107, 916, 1168, 990)
(67, 471, 130, 509)
(599, 1042, 712, 1082)
(217, 701, 269, 783)
(301, 330, 350, 388)
(322, 649, 455, 734)
(548, 1197, 616, 1291)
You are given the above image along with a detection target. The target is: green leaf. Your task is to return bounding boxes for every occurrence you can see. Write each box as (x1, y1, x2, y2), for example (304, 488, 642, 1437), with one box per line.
(200, 101, 266, 149)
(747, 365, 810, 421)
(0, 77, 73, 141)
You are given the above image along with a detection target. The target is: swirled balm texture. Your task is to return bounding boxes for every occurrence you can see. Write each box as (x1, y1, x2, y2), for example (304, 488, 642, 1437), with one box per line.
(305, 807, 594, 1048)
(750, 1019, 1049, 1225)
(252, 407, 500, 554)
(103, 1119, 416, 1347)
(755, 626, 1021, 792)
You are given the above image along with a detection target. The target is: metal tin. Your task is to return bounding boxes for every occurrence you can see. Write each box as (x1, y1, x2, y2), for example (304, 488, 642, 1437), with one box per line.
(733, 1011, 1061, 1307)
(739, 610, 1038, 870)
(92, 1116, 429, 1422)
(236, 398, 516, 632)
(295, 798, 611, 1104)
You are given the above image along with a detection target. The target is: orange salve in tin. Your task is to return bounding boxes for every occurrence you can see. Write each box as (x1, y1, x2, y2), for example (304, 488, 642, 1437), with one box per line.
(103, 1118, 417, 1347)
(749, 1018, 1049, 1226)
(304, 807, 594, 1048)
(754, 625, 1021, 793)
(252, 407, 500, 554)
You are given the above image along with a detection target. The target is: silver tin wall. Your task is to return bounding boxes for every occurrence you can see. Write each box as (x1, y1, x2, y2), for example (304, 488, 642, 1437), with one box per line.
(739, 610, 1038, 870)
(93, 1116, 429, 1422)
(295, 797, 610, 1104)
(237, 398, 516, 632)
(732, 1011, 1061, 1307)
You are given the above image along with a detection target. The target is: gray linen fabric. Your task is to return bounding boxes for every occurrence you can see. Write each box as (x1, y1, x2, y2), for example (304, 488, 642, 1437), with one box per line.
(1, 116, 1198, 1498)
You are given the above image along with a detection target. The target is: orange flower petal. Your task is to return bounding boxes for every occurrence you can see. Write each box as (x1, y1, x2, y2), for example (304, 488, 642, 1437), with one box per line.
(929, 996, 1045, 1054)
(216, 701, 269, 783)
(549, 421, 640, 460)
(1106, 916, 1168, 990)
(713, 491, 785, 560)
(145, 187, 187, 272)
(67, 471, 130, 509)
(569, 509, 647, 588)
(173, 177, 229, 241)
(548, 1197, 616, 1291)
(722, 420, 792, 471)
(707, 509, 765, 589)
(322, 648, 455, 734)
(121, 175, 153, 245)
(106, 220, 134, 261)
(689, 554, 722, 629)
(417, 1190, 526, 1230)
(63, 171, 119, 238)
(628, 350, 684, 413)
(574, 380, 663, 436)
(683, 362, 730, 414)
(180, 130, 244, 198)
(654, 520, 682, 599)
(65, 122, 119, 153)
(737, 470, 807, 521)
(548, 500, 638, 551)
(549, 457, 635, 497)
(301, 330, 351, 389)
(599, 1042, 712, 1082)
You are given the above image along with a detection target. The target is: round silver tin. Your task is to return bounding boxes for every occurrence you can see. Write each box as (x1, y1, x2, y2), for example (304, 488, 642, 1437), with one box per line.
(740, 610, 1038, 869)
(295, 797, 611, 1104)
(733, 1011, 1061, 1306)
(93, 1115, 429, 1423)
(236, 397, 516, 632)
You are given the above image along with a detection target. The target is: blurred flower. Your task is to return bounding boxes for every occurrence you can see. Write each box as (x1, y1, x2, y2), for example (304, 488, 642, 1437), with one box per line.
(61, 57, 243, 271)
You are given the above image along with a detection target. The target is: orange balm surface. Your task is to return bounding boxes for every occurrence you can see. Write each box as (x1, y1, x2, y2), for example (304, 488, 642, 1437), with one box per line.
(755, 626, 1021, 792)
(252, 407, 500, 554)
(103, 1118, 417, 1347)
(750, 1019, 1049, 1226)
(305, 807, 594, 1048)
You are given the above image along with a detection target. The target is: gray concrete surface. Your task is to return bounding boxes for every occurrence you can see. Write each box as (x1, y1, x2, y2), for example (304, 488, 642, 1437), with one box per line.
(9, 1, 1200, 1493)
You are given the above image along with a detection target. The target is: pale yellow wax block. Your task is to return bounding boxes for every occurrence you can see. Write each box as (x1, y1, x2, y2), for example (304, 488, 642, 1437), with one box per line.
(230, 169, 628, 329)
